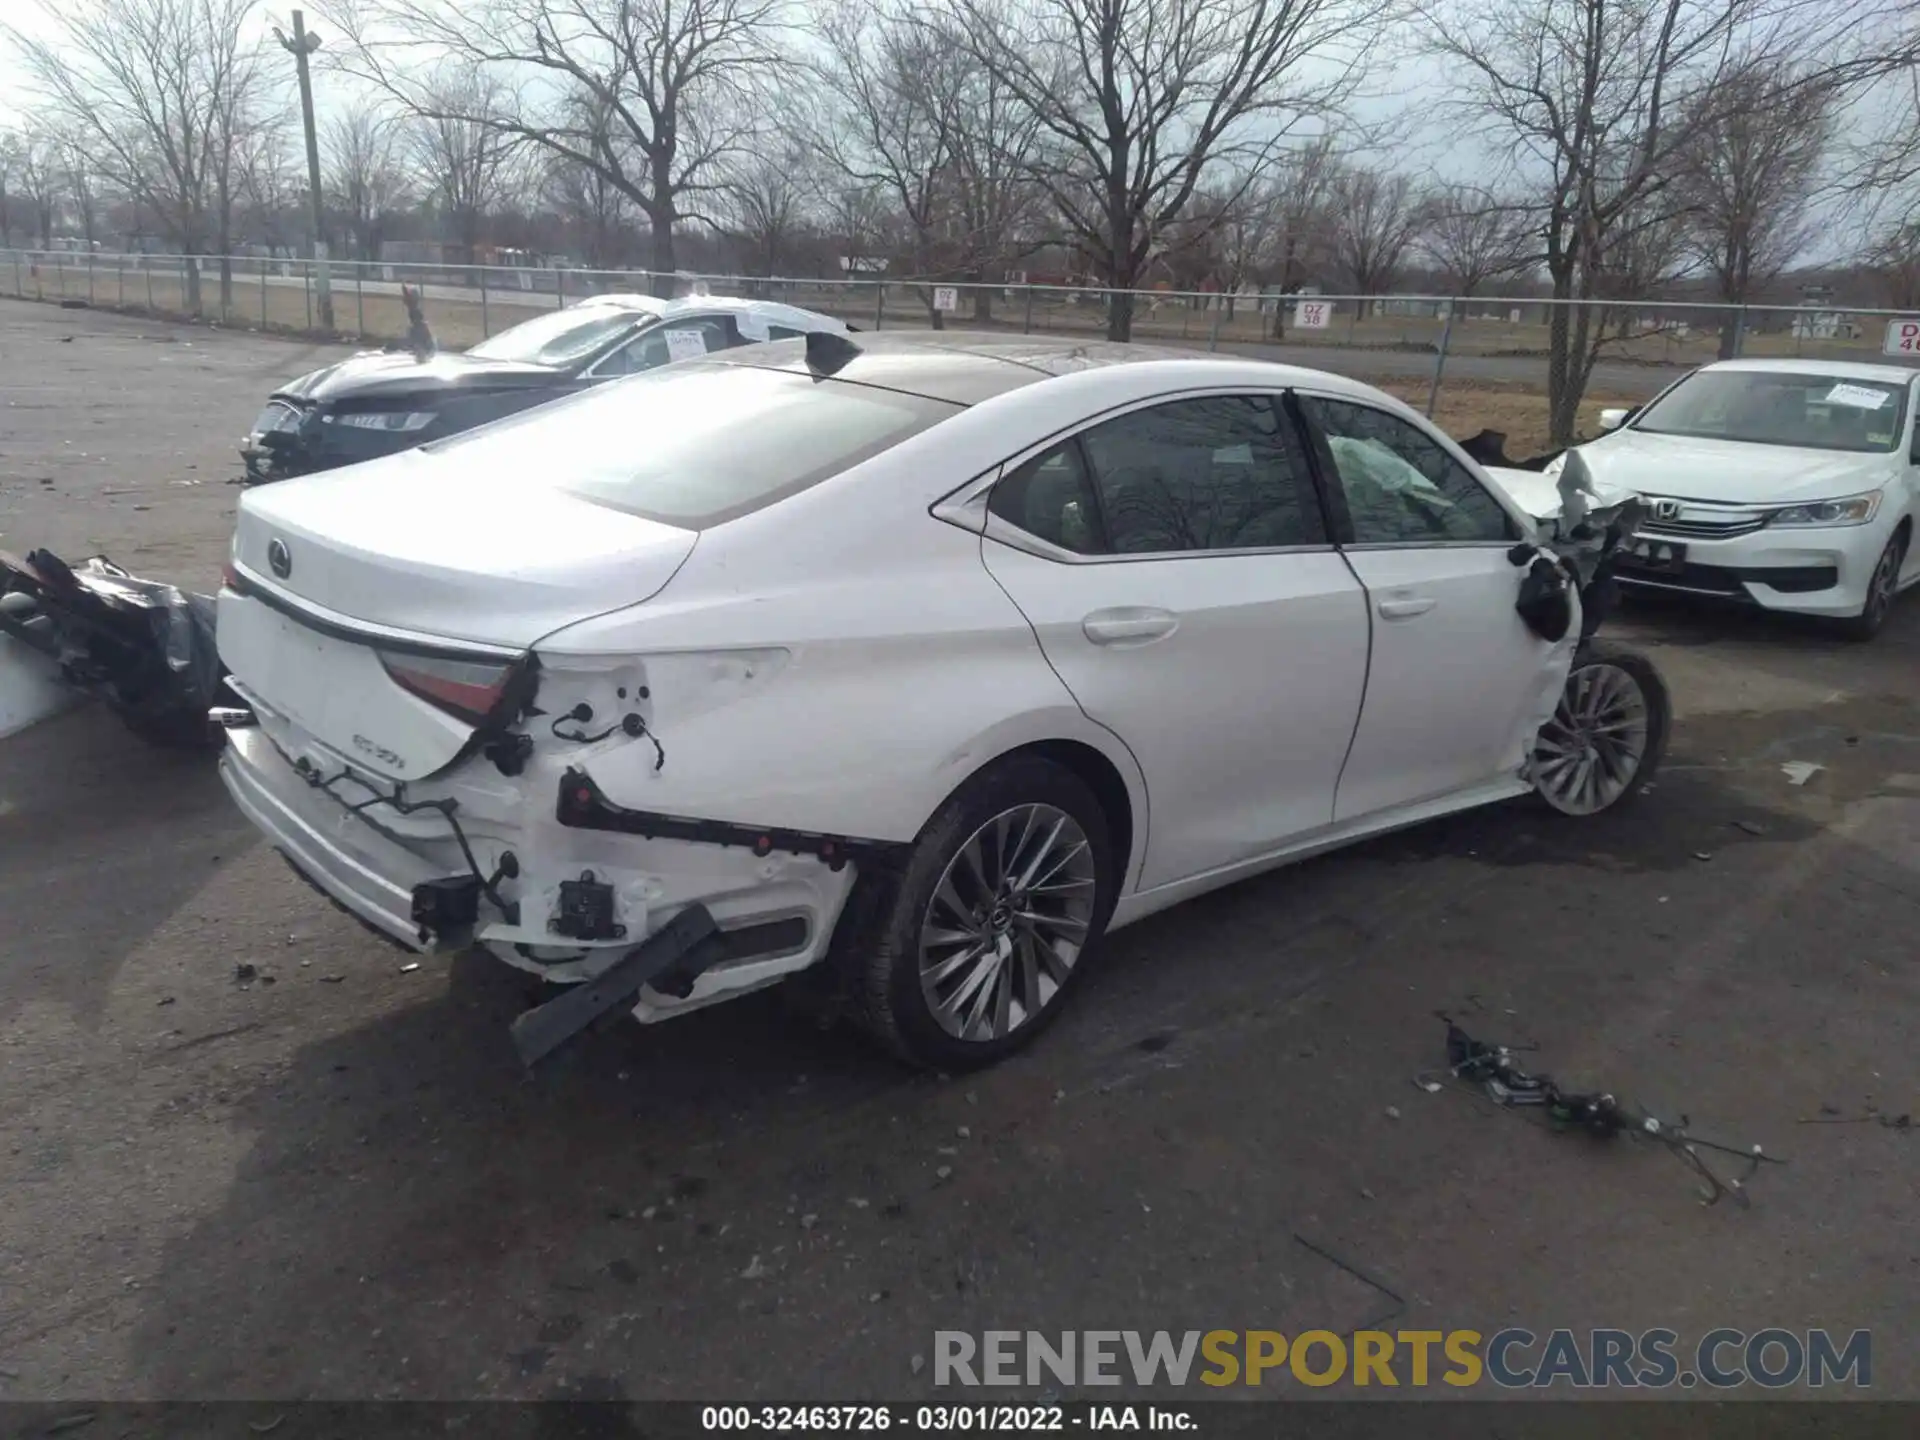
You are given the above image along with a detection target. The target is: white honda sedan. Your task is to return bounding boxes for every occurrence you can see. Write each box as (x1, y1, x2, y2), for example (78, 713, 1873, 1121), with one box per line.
(214, 334, 1666, 1070)
(1571, 358, 1920, 638)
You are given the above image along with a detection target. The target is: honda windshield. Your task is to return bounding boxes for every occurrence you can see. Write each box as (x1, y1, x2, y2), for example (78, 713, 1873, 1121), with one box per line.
(467, 309, 649, 367)
(1631, 370, 1910, 454)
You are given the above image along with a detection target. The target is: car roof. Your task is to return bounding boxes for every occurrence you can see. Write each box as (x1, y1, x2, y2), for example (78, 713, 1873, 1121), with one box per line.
(569, 292, 669, 315)
(1704, 357, 1920, 383)
(708, 329, 1395, 407)
(653, 294, 847, 331)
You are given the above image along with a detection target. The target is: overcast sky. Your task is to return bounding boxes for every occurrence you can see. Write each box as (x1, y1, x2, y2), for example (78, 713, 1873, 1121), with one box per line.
(0, 0, 1890, 268)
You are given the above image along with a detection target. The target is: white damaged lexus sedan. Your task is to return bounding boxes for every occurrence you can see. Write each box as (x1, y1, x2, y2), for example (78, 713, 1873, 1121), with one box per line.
(1569, 358, 1920, 638)
(214, 333, 1667, 1070)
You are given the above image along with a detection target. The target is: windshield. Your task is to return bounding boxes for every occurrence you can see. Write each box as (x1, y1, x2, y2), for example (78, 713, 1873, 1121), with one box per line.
(426, 362, 960, 527)
(1632, 370, 1910, 454)
(466, 309, 647, 366)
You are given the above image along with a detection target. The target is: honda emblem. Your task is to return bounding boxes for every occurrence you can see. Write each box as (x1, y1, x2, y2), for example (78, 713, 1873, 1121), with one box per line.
(1650, 499, 1682, 522)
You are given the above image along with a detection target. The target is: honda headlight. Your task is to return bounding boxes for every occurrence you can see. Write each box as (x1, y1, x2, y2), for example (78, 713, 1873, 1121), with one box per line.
(329, 410, 437, 433)
(1769, 492, 1882, 528)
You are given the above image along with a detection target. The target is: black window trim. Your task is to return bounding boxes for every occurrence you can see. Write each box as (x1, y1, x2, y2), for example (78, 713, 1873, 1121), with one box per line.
(961, 386, 1343, 565)
(1290, 386, 1527, 550)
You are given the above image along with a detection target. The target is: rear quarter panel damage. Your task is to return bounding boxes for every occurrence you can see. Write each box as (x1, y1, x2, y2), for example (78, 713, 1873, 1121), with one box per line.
(533, 507, 1150, 876)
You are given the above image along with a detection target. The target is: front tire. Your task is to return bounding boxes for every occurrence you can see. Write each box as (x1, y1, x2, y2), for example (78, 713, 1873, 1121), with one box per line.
(1836, 529, 1907, 641)
(1530, 642, 1670, 816)
(840, 755, 1119, 1070)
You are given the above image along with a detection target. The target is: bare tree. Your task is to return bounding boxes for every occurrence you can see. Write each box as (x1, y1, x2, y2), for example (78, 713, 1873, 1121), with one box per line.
(239, 121, 304, 254)
(1417, 183, 1535, 295)
(8, 0, 269, 312)
(813, 3, 972, 326)
(722, 142, 814, 276)
(55, 126, 103, 249)
(1328, 163, 1425, 311)
(1674, 64, 1834, 356)
(324, 0, 787, 283)
(943, 0, 1394, 339)
(0, 126, 61, 248)
(323, 101, 410, 260)
(1863, 220, 1920, 309)
(943, 40, 1047, 319)
(406, 72, 521, 258)
(0, 133, 17, 246)
(1421, 0, 1842, 443)
(1264, 135, 1340, 334)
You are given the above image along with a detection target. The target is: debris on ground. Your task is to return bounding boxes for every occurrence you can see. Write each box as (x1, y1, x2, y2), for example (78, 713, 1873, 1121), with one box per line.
(1798, 1106, 1913, 1129)
(0, 547, 231, 747)
(1434, 1014, 1783, 1207)
(1780, 761, 1824, 786)
(234, 963, 259, 986)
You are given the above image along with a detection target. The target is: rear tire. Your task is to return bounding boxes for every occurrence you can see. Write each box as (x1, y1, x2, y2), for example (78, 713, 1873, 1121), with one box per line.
(1530, 641, 1669, 816)
(836, 755, 1119, 1071)
(1835, 529, 1907, 642)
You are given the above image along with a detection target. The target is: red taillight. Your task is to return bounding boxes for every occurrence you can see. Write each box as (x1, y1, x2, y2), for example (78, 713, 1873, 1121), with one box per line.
(378, 650, 516, 724)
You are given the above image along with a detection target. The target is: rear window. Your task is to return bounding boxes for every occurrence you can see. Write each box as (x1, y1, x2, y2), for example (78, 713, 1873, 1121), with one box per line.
(425, 363, 960, 527)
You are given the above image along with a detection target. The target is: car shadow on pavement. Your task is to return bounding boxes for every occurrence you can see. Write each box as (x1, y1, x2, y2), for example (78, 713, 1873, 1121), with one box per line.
(0, 703, 251, 1027)
(114, 700, 1876, 1402)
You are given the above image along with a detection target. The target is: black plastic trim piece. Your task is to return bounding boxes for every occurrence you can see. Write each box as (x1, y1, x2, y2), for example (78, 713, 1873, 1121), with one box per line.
(555, 768, 907, 872)
(223, 567, 524, 664)
(509, 903, 721, 1068)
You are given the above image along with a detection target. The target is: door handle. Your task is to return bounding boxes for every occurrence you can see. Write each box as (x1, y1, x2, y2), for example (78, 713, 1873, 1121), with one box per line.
(1377, 596, 1437, 620)
(1082, 607, 1178, 646)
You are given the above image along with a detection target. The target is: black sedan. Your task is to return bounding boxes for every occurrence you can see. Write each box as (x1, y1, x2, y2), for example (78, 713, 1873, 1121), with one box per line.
(238, 293, 851, 482)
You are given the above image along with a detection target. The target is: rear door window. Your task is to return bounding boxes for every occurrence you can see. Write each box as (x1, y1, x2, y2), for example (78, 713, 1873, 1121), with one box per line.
(428, 364, 959, 528)
(988, 395, 1326, 556)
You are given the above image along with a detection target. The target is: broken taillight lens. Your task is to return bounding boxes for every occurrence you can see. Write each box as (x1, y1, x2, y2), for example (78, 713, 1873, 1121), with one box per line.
(378, 650, 516, 724)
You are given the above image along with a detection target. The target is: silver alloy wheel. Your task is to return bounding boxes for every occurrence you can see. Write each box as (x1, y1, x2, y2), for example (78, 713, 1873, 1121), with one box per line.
(1864, 539, 1902, 627)
(918, 803, 1099, 1042)
(1532, 661, 1651, 816)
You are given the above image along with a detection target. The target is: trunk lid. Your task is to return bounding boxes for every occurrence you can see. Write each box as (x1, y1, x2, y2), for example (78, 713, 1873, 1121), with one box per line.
(231, 446, 697, 648)
(221, 447, 698, 780)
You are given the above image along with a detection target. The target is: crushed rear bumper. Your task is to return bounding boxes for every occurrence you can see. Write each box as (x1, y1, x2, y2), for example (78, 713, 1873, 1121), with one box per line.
(220, 725, 443, 950)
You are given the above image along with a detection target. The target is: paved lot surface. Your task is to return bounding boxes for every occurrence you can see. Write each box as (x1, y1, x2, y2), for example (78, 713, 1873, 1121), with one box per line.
(1, 300, 1916, 1403)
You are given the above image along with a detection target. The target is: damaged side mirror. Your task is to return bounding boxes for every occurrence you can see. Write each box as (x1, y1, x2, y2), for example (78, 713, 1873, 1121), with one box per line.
(1597, 407, 1631, 433)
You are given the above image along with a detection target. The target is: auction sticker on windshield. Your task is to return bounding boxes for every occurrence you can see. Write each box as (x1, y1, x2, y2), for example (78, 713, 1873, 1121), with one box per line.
(1823, 383, 1893, 409)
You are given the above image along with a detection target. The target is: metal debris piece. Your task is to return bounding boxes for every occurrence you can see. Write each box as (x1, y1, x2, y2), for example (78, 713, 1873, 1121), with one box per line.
(1436, 1013, 1783, 1207)
(1781, 761, 1823, 786)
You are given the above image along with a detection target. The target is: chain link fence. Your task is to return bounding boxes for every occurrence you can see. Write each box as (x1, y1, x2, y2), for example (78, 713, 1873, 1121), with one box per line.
(7, 247, 1918, 450)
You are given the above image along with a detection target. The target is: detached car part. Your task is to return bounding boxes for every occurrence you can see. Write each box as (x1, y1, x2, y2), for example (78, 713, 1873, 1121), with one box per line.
(0, 548, 233, 747)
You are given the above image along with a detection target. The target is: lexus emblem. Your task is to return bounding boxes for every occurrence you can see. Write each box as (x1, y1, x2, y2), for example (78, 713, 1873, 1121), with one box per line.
(1650, 499, 1682, 522)
(267, 538, 292, 579)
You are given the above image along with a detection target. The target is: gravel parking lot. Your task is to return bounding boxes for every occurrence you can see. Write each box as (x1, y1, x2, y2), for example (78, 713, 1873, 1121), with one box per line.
(2, 300, 1916, 1404)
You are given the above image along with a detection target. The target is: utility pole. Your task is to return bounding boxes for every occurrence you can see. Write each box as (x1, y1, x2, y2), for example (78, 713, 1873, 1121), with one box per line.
(278, 9, 334, 331)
